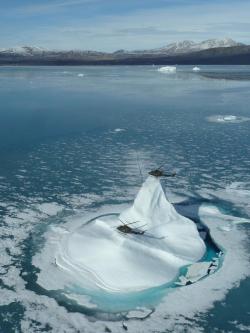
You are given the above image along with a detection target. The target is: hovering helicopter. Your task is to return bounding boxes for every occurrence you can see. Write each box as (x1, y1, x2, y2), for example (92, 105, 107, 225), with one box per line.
(149, 165, 176, 178)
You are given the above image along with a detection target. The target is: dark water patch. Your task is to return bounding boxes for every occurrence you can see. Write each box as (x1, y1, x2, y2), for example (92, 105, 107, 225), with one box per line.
(0, 302, 24, 333)
(199, 72, 250, 81)
(197, 277, 250, 333)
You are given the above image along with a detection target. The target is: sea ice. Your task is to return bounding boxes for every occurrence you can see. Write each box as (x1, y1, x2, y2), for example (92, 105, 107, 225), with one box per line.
(32, 183, 250, 329)
(54, 176, 205, 293)
(158, 66, 177, 73)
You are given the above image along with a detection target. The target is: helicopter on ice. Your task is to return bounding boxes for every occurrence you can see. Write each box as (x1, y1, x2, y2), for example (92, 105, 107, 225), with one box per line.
(117, 219, 146, 235)
(116, 218, 165, 239)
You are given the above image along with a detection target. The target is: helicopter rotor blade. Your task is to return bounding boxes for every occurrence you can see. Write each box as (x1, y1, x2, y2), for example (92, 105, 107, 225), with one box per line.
(132, 223, 147, 231)
(119, 218, 141, 226)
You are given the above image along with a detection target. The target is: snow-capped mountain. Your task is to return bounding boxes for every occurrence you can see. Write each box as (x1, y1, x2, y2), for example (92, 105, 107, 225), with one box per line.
(0, 38, 249, 65)
(0, 39, 244, 57)
(131, 38, 244, 55)
(0, 46, 48, 55)
(159, 38, 243, 53)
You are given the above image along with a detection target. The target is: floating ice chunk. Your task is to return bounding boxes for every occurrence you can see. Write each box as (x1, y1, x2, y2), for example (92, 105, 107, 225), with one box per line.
(192, 66, 200, 72)
(113, 128, 125, 133)
(175, 258, 220, 286)
(223, 115, 237, 121)
(77, 73, 84, 77)
(158, 66, 177, 73)
(175, 263, 210, 286)
(126, 307, 153, 319)
(36, 203, 63, 216)
(52, 176, 205, 293)
(185, 262, 213, 282)
(207, 115, 250, 123)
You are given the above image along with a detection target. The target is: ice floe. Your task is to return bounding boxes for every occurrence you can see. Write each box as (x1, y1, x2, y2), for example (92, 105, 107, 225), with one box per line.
(192, 66, 201, 72)
(158, 66, 177, 73)
(175, 256, 220, 286)
(112, 128, 126, 133)
(207, 115, 250, 123)
(36, 202, 64, 216)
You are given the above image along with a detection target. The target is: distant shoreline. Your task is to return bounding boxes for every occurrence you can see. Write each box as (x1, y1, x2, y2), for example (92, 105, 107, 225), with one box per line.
(1, 60, 250, 66)
(1, 45, 250, 66)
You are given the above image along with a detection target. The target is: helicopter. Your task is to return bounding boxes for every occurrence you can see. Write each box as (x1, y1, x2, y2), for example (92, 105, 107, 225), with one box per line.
(116, 218, 165, 240)
(149, 165, 176, 178)
(117, 219, 147, 235)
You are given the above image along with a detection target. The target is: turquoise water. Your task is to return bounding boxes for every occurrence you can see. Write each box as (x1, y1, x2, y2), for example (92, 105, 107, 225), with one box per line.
(0, 65, 249, 332)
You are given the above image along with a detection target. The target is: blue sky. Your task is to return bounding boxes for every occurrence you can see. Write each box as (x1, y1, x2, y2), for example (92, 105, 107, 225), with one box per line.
(0, 0, 250, 51)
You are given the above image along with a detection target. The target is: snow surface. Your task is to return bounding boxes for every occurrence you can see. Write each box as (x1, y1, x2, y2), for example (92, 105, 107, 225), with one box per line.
(54, 176, 205, 293)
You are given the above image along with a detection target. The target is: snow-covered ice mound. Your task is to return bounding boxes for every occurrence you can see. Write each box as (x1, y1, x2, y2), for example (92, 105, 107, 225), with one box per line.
(158, 66, 177, 73)
(54, 177, 205, 293)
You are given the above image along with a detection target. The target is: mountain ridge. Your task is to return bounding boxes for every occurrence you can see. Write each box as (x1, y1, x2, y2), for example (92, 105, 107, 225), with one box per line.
(0, 38, 245, 56)
(125, 38, 244, 55)
(0, 39, 249, 65)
